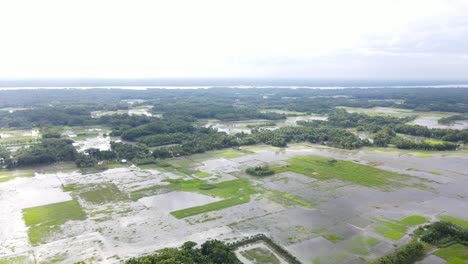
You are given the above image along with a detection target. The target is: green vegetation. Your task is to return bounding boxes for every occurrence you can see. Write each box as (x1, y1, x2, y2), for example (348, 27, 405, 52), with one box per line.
(78, 183, 128, 204)
(347, 236, 379, 255)
(399, 215, 428, 226)
(370, 241, 425, 264)
(126, 240, 240, 264)
(171, 197, 249, 219)
(0, 255, 35, 264)
(0, 168, 35, 183)
(439, 215, 468, 228)
(375, 218, 408, 240)
(213, 150, 248, 159)
(194, 171, 211, 178)
(273, 155, 416, 189)
(324, 233, 344, 242)
(22, 200, 86, 245)
(246, 166, 275, 177)
(168, 178, 256, 218)
(241, 247, 281, 264)
(374, 216, 428, 241)
(130, 178, 256, 217)
(269, 190, 314, 208)
(434, 244, 468, 263)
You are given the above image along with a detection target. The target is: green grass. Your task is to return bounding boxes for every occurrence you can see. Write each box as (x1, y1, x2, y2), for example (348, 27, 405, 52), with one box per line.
(425, 139, 445, 145)
(374, 218, 408, 240)
(434, 244, 468, 262)
(374, 215, 428, 240)
(399, 215, 428, 226)
(167, 178, 256, 218)
(0, 169, 35, 183)
(0, 255, 35, 264)
(269, 190, 314, 208)
(78, 183, 128, 204)
(272, 155, 414, 188)
(346, 236, 379, 255)
(324, 233, 344, 242)
(105, 163, 126, 169)
(194, 171, 211, 178)
(241, 247, 281, 264)
(439, 215, 468, 228)
(212, 151, 246, 159)
(446, 258, 468, 264)
(23, 200, 86, 245)
(130, 178, 257, 217)
(171, 196, 249, 219)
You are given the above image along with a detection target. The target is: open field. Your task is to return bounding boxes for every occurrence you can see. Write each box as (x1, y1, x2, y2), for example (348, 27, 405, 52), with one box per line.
(1, 143, 468, 263)
(23, 200, 86, 245)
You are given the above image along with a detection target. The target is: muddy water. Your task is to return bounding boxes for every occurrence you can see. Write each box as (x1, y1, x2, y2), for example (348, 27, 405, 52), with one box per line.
(411, 116, 468, 129)
(138, 192, 221, 212)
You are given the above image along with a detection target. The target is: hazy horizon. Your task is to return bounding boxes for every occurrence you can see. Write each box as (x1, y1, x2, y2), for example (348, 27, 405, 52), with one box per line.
(1, 0, 468, 80)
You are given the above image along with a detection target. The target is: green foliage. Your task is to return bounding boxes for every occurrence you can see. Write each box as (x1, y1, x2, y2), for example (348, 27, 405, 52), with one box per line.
(370, 241, 425, 264)
(420, 221, 468, 246)
(11, 138, 77, 167)
(245, 166, 274, 176)
(126, 240, 240, 264)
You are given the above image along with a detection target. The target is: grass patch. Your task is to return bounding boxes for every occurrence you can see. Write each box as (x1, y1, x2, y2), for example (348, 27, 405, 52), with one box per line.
(171, 197, 249, 219)
(439, 215, 468, 228)
(269, 190, 314, 208)
(272, 155, 414, 188)
(434, 244, 468, 262)
(213, 151, 246, 159)
(324, 233, 344, 242)
(374, 218, 407, 240)
(0, 169, 35, 183)
(0, 255, 35, 264)
(241, 247, 281, 264)
(400, 215, 428, 226)
(425, 139, 445, 145)
(105, 163, 126, 169)
(23, 200, 86, 245)
(347, 236, 379, 255)
(167, 178, 256, 218)
(78, 183, 128, 204)
(194, 171, 211, 178)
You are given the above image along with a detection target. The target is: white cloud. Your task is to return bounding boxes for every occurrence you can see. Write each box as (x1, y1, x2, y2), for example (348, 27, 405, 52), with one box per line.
(0, 0, 467, 79)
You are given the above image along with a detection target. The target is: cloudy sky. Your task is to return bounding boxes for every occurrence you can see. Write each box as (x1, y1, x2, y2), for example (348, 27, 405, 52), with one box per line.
(1, 0, 467, 79)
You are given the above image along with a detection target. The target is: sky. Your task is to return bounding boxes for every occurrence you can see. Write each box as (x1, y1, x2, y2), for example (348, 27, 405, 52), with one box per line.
(0, 0, 468, 80)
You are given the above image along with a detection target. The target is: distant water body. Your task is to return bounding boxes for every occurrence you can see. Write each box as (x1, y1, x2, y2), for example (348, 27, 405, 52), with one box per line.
(1, 84, 468, 91)
(1, 78, 468, 90)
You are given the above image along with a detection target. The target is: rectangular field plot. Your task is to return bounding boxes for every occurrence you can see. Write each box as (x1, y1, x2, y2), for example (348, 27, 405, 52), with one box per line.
(272, 155, 427, 189)
(22, 200, 86, 245)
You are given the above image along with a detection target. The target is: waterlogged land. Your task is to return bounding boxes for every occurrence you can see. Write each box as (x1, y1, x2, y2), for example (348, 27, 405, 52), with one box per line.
(1, 143, 468, 264)
(0, 88, 468, 263)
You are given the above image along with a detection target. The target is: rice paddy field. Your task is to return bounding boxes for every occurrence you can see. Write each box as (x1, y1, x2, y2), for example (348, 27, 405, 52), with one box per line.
(1, 142, 468, 263)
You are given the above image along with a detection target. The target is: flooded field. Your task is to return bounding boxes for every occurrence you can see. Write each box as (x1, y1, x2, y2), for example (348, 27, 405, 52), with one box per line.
(0, 129, 40, 151)
(1, 143, 467, 263)
(62, 126, 112, 152)
(91, 105, 154, 118)
(338, 106, 468, 130)
(204, 115, 328, 134)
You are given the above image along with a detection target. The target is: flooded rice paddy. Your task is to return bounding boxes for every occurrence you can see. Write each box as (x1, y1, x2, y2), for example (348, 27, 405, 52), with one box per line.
(1, 142, 467, 263)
